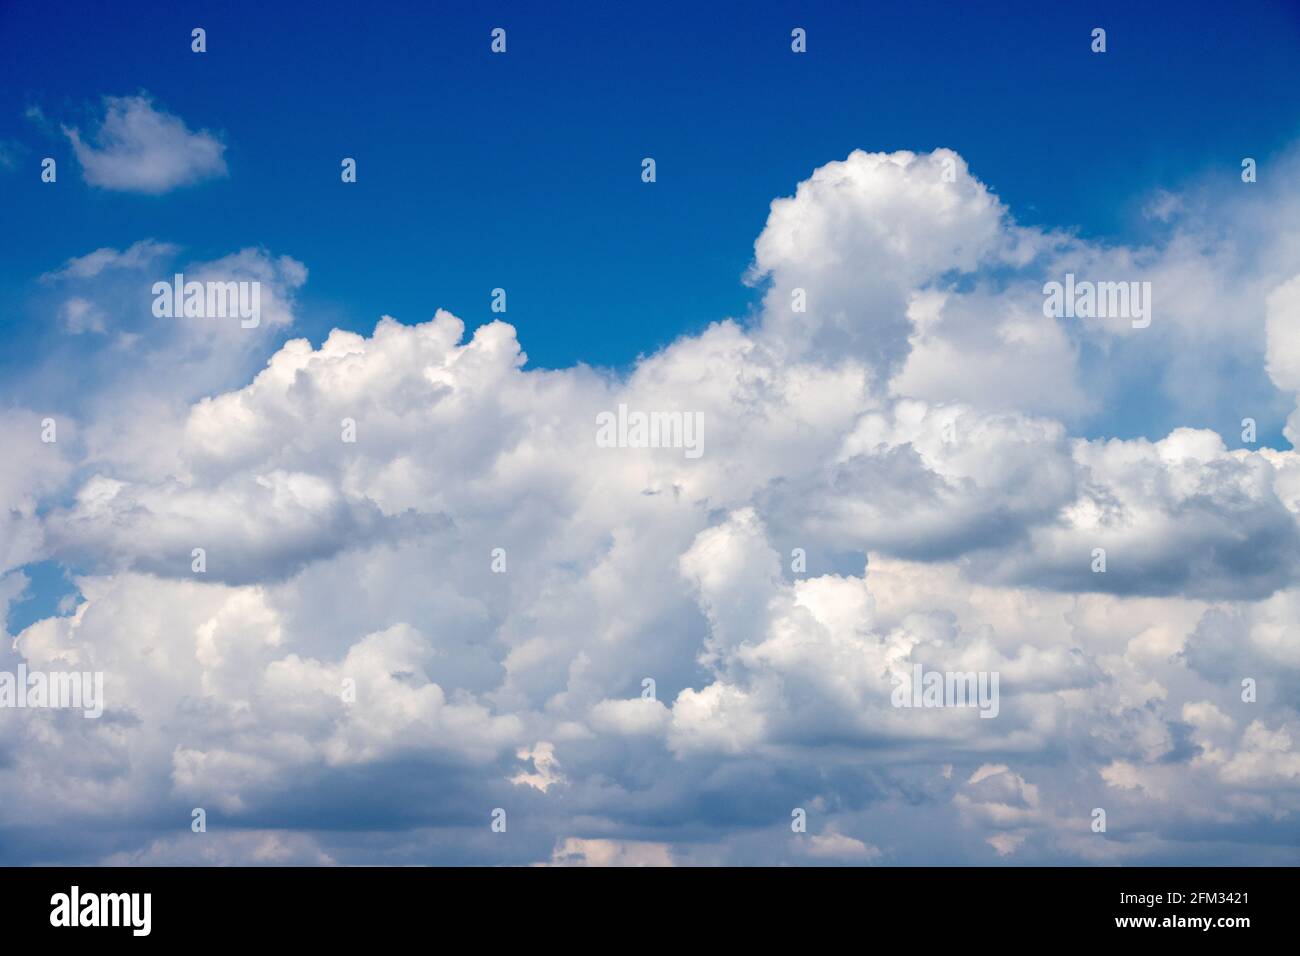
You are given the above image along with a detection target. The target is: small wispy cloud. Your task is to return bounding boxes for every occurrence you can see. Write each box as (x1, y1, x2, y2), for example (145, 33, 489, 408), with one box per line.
(40, 239, 178, 281)
(62, 94, 227, 194)
(0, 139, 23, 170)
(59, 296, 106, 334)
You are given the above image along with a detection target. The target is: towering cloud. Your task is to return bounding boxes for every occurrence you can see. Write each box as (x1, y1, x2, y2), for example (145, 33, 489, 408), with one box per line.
(3, 148, 1300, 865)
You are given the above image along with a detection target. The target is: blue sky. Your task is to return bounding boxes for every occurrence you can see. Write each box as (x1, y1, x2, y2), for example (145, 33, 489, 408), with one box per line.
(2, 1, 1300, 866)
(4, 0, 1298, 373)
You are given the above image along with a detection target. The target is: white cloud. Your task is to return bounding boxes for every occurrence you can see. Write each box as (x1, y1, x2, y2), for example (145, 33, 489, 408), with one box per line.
(63, 95, 227, 193)
(510, 742, 565, 791)
(6, 146, 1300, 865)
(58, 296, 105, 334)
(588, 697, 670, 736)
(801, 826, 882, 861)
(41, 240, 179, 281)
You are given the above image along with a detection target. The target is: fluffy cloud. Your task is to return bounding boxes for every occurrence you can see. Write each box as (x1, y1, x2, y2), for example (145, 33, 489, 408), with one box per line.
(751, 149, 1019, 372)
(0, 411, 73, 578)
(63, 95, 227, 193)
(4, 147, 1300, 866)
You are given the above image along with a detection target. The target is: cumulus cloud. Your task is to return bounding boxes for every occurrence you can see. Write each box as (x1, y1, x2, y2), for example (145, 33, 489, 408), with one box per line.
(5, 146, 1300, 866)
(750, 149, 1018, 372)
(63, 95, 227, 193)
(0, 411, 73, 578)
